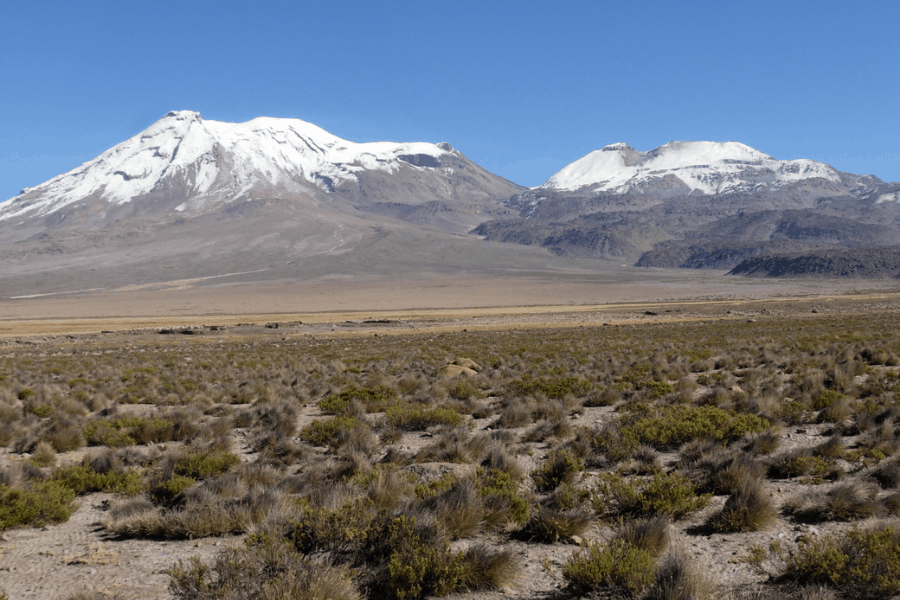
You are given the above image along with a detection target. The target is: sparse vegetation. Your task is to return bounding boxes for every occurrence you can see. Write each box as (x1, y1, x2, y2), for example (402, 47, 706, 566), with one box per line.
(3, 299, 900, 598)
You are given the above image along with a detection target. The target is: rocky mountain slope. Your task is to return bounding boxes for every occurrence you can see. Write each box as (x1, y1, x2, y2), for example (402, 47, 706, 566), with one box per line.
(0, 112, 531, 295)
(474, 141, 900, 268)
(728, 245, 900, 278)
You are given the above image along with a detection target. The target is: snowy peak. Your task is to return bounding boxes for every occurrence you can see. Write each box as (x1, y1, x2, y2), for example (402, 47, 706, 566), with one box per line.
(1, 112, 453, 221)
(542, 140, 840, 194)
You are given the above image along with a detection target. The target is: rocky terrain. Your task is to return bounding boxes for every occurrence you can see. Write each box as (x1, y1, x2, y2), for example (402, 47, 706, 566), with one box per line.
(729, 245, 900, 278)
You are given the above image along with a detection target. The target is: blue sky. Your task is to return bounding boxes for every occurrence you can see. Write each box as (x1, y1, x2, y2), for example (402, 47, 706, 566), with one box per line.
(1, 0, 898, 201)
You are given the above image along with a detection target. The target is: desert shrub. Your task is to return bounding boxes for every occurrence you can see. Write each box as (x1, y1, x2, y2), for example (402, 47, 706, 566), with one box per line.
(429, 478, 485, 539)
(532, 449, 584, 493)
(30, 440, 57, 467)
(522, 506, 593, 543)
(509, 375, 592, 399)
(783, 522, 900, 599)
(593, 471, 710, 521)
(613, 517, 671, 557)
(83, 416, 176, 447)
(769, 449, 835, 480)
(416, 427, 487, 464)
(51, 463, 144, 496)
(320, 385, 398, 414)
(644, 548, 715, 600)
(446, 379, 480, 401)
(384, 405, 463, 431)
(168, 533, 360, 600)
(621, 405, 770, 450)
(457, 544, 519, 591)
(149, 474, 197, 506)
(706, 478, 777, 532)
(300, 415, 368, 447)
(783, 483, 883, 523)
(562, 537, 656, 595)
(495, 399, 533, 428)
(0, 481, 76, 530)
(872, 458, 900, 489)
(476, 468, 529, 528)
(173, 450, 240, 479)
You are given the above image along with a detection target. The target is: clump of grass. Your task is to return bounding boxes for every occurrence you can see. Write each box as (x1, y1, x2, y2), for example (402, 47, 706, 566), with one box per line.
(522, 506, 593, 543)
(562, 537, 656, 596)
(168, 532, 360, 600)
(320, 384, 398, 414)
(644, 548, 715, 600)
(783, 483, 883, 523)
(532, 449, 584, 493)
(457, 544, 520, 591)
(613, 516, 671, 557)
(706, 478, 778, 532)
(384, 405, 464, 431)
(476, 467, 530, 529)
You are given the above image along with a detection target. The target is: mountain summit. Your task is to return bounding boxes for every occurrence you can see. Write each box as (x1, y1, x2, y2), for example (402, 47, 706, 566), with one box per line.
(542, 141, 841, 195)
(0, 111, 519, 235)
(474, 141, 900, 267)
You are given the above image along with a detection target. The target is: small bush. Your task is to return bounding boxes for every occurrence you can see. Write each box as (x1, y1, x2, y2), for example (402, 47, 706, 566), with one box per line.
(783, 522, 900, 599)
(783, 483, 883, 523)
(532, 450, 584, 493)
(457, 544, 519, 591)
(613, 517, 671, 557)
(384, 405, 463, 431)
(0, 481, 76, 530)
(707, 478, 777, 532)
(644, 548, 715, 600)
(476, 468, 530, 528)
(522, 506, 593, 543)
(173, 450, 240, 479)
(621, 405, 770, 450)
(52, 463, 144, 496)
(562, 537, 656, 595)
(299, 415, 368, 447)
(593, 471, 710, 521)
(320, 385, 398, 414)
(168, 532, 360, 600)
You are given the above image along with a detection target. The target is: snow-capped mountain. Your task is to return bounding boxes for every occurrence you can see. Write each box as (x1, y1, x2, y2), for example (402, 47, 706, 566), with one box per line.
(474, 141, 900, 267)
(542, 141, 848, 195)
(0, 111, 520, 234)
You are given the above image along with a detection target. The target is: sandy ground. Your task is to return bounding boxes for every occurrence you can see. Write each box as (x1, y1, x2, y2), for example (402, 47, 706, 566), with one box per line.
(1, 270, 898, 337)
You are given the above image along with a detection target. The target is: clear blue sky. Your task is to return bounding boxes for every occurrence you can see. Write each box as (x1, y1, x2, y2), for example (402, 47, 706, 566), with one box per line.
(2, 0, 898, 202)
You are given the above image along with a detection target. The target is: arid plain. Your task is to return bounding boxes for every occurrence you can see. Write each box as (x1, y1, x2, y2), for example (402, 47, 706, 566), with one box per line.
(2, 269, 900, 600)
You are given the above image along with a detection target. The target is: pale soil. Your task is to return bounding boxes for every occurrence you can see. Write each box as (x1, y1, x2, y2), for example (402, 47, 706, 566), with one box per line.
(1, 278, 900, 599)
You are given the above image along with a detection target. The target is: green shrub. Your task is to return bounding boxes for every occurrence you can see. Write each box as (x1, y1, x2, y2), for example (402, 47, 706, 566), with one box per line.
(51, 464, 145, 496)
(0, 481, 76, 530)
(783, 522, 900, 598)
(149, 475, 196, 506)
(562, 537, 656, 595)
(384, 406, 463, 431)
(299, 415, 368, 447)
(320, 385, 398, 414)
(476, 468, 530, 527)
(532, 450, 584, 493)
(83, 416, 175, 447)
(621, 405, 770, 449)
(523, 507, 593, 543)
(173, 450, 240, 479)
(593, 471, 710, 521)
